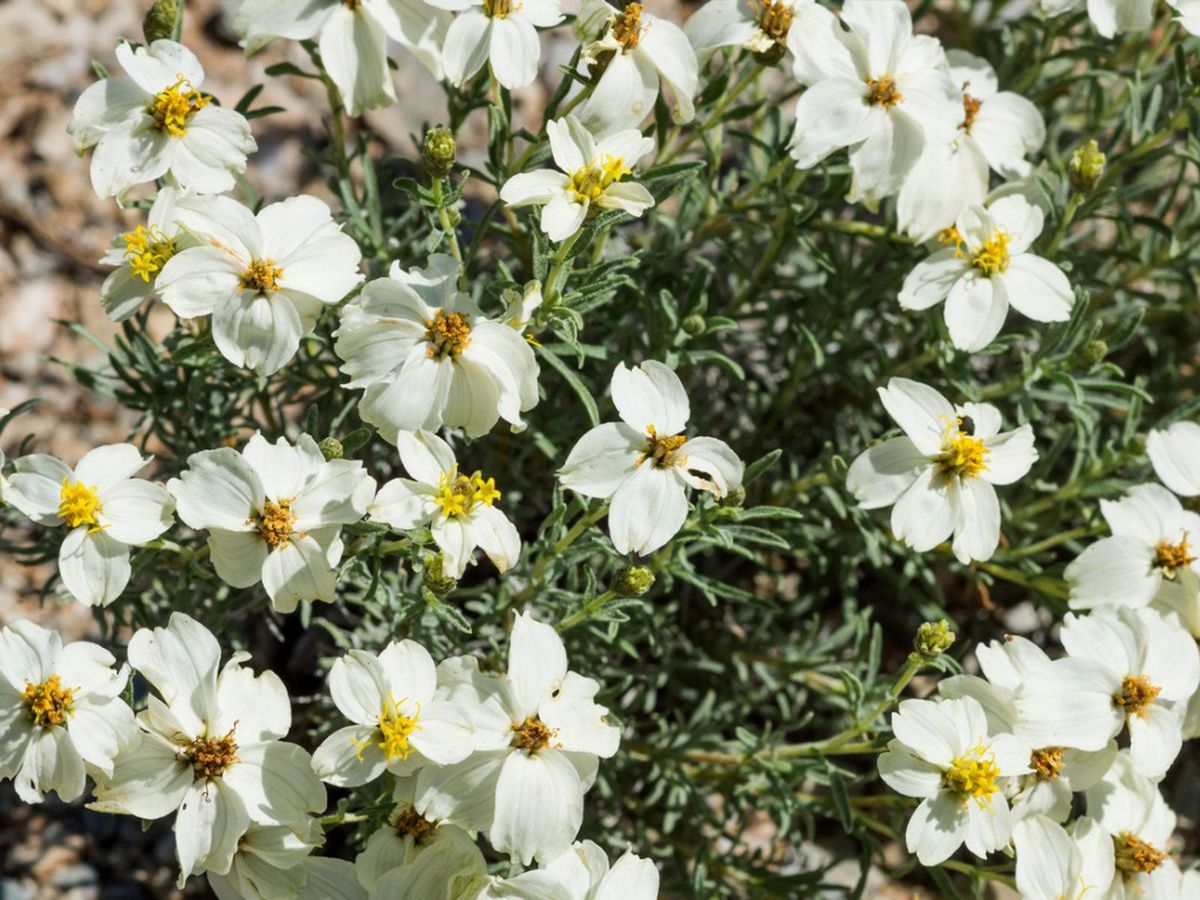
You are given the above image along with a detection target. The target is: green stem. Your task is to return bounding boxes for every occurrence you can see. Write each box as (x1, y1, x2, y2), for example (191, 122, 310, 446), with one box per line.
(431, 178, 466, 289)
(657, 64, 764, 166)
(515, 504, 609, 602)
(557, 589, 618, 632)
(542, 230, 583, 302)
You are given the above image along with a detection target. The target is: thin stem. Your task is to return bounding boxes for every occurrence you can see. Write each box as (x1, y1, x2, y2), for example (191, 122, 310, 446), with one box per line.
(557, 589, 618, 632)
(657, 64, 764, 166)
(431, 178, 466, 289)
(515, 503, 609, 602)
(542, 230, 583, 302)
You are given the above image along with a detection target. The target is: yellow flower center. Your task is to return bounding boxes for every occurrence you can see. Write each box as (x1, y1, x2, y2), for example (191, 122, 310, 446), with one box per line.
(867, 76, 902, 107)
(1114, 832, 1166, 875)
(255, 499, 297, 550)
(967, 229, 1011, 276)
(483, 0, 518, 17)
(122, 225, 177, 282)
(425, 311, 472, 358)
(755, 0, 793, 43)
(961, 93, 982, 132)
(1154, 536, 1195, 577)
(569, 156, 632, 203)
(510, 716, 558, 754)
(343, 0, 360, 8)
(939, 418, 988, 478)
(938, 225, 963, 247)
(149, 76, 211, 139)
(58, 478, 103, 529)
(187, 729, 239, 779)
(432, 468, 501, 519)
(393, 805, 438, 843)
(1115, 674, 1161, 718)
(612, 3, 643, 49)
(23, 675, 75, 728)
(944, 743, 1000, 807)
(1030, 746, 1064, 782)
(640, 426, 687, 468)
(353, 696, 422, 764)
(240, 259, 283, 294)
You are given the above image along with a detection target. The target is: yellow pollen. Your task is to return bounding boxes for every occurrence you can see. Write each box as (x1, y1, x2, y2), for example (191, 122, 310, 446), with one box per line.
(431, 468, 501, 519)
(1031, 746, 1064, 782)
(22, 675, 75, 728)
(255, 499, 296, 550)
(511, 716, 558, 754)
(939, 418, 988, 478)
(187, 729, 239, 779)
(867, 75, 902, 107)
(149, 75, 211, 139)
(1154, 536, 1195, 577)
(352, 697, 421, 764)
(966, 229, 1011, 276)
(58, 478, 103, 529)
(638, 425, 687, 468)
(122, 225, 177, 282)
(240, 259, 283, 294)
(961, 93, 982, 131)
(754, 0, 792, 43)
(393, 805, 438, 844)
(938, 225, 963, 247)
(569, 155, 632, 203)
(612, 3, 643, 49)
(1114, 832, 1166, 875)
(425, 311, 472, 358)
(1115, 674, 1160, 718)
(945, 743, 1000, 807)
(483, 0, 518, 16)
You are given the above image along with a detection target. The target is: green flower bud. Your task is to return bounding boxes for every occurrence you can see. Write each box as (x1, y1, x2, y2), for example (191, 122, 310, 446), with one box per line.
(423, 554, 458, 598)
(318, 437, 344, 461)
(612, 565, 655, 597)
(422, 127, 457, 178)
(722, 485, 746, 508)
(914, 620, 956, 660)
(1068, 140, 1106, 194)
(682, 314, 706, 336)
(143, 0, 178, 43)
(1076, 339, 1108, 368)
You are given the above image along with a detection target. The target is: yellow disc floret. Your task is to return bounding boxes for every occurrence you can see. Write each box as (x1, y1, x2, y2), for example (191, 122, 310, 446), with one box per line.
(255, 499, 297, 550)
(23, 675, 75, 728)
(483, 0, 517, 17)
(755, 0, 793, 44)
(122, 225, 177, 282)
(1115, 674, 1161, 718)
(612, 3, 643, 49)
(1154, 535, 1195, 577)
(58, 479, 103, 529)
(569, 156, 632, 204)
(961, 93, 982, 132)
(149, 75, 211, 139)
(867, 75, 902, 108)
(432, 468, 501, 519)
(939, 418, 988, 479)
(1115, 832, 1167, 875)
(510, 716, 558, 754)
(425, 311, 472, 358)
(187, 728, 239, 779)
(240, 259, 283, 294)
(353, 696, 422, 764)
(945, 743, 1001, 808)
(968, 229, 1011, 276)
(1030, 746, 1064, 782)
(640, 426, 688, 468)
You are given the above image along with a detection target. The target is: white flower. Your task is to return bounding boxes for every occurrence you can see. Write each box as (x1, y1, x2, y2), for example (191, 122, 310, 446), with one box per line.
(207, 819, 323, 900)
(369, 430, 520, 578)
(786, 1, 960, 205)
(416, 612, 621, 865)
(1065, 484, 1200, 611)
(578, 0, 699, 132)
(1014, 608, 1200, 780)
(896, 51, 1045, 241)
(685, 0, 809, 61)
(436, 0, 563, 90)
(334, 254, 540, 440)
(1084, 751, 1182, 897)
(500, 116, 656, 243)
(234, 0, 449, 115)
(299, 859, 369, 900)
(0, 620, 136, 804)
(898, 195, 1073, 352)
(878, 696, 1032, 865)
(1147, 420, 1200, 496)
(312, 640, 474, 787)
(1012, 814, 1115, 900)
(558, 361, 744, 556)
(845, 378, 1037, 564)
(156, 194, 364, 376)
(168, 434, 377, 613)
(6, 444, 175, 607)
(67, 40, 256, 198)
(1038, 0, 1156, 39)
(90, 613, 326, 885)
(474, 840, 659, 899)
(99, 187, 195, 322)
(1170, 0, 1200, 34)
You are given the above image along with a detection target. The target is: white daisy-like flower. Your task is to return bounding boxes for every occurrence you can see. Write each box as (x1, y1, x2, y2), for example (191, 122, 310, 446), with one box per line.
(435, 0, 563, 90)
(786, 1, 960, 206)
(897, 51, 1045, 241)
(311, 640, 474, 787)
(557, 361, 744, 557)
(685, 0, 810, 63)
(499, 116, 655, 243)
(168, 434, 377, 613)
(90, 613, 327, 885)
(1038, 0, 1156, 39)
(5, 444, 175, 607)
(1015, 608, 1200, 780)
(1147, 420, 1200, 497)
(234, 0, 449, 115)
(845, 378, 1037, 564)
(416, 612, 621, 865)
(368, 430, 520, 578)
(67, 40, 256, 199)
(1012, 814, 1115, 900)
(898, 195, 1073, 352)
(206, 819, 323, 900)
(475, 839, 659, 898)
(1065, 484, 1200, 611)
(0, 620, 136, 804)
(99, 186, 195, 322)
(155, 194, 364, 376)
(878, 695, 1033, 866)
(334, 254, 539, 441)
(577, 0, 699, 132)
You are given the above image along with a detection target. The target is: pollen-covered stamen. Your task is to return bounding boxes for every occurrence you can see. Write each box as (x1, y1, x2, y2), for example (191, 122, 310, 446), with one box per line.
(1030, 746, 1064, 782)
(425, 311, 472, 358)
(511, 716, 558, 754)
(23, 675, 75, 728)
(612, 2, 643, 49)
(58, 479, 103, 529)
(1115, 674, 1161, 718)
(945, 743, 1000, 808)
(569, 156, 632, 203)
(1154, 535, 1195, 577)
(123, 225, 178, 282)
(255, 499, 297, 550)
(754, 0, 793, 44)
(1114, 832, 1166, 875)
(639, 425, 687, 468)
(149, 75, 211, 139)
(867, 75, 902, 107)
(432, 468, 501, 519)
(961, 93, 982, 131)
(939, 418, 989, 478)
(938, 225, 963, 247)
(967, 229, 1011, 276)
(483, 0, 518, 17)
(240, 259, 283, 294)
(393, 805, 438, 844)
(187, 729, 239, 779)
(352, 696, 422, 764)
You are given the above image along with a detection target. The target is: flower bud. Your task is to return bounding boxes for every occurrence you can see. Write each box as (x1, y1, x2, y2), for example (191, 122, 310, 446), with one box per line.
(1068, 140, 1106, 194)
(722, 485, 746, 508)
(1076, 339, 1107, 368)
(422, 554, 458, 598)
(612, 565, 655, 597)
(914, 620, 955, 660)
(143, 0, 178, 43)
(318, 437, 343, 461)
(682, 314, 706, 336)
(422, 127, 457, 178)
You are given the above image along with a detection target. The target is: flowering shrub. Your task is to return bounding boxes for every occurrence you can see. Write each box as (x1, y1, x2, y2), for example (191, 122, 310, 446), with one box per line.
(4, 0, 1200, 895)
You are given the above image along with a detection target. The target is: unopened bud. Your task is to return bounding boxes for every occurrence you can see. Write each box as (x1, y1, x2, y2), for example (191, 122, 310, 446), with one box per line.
(422, 554, 457, 598)
(612, 565, 655, 597)
(422, 127, 457, 178)
(1068, 140, 1106, 194)
(1076, 339, 1107, 368)
(682, 314, 706, 336)
(318, 437, 343, 461)
(722, 485, 746, 508)
(915, 620, 955, 660)
(751, 43, 788, 67)
(143, 0, 177, 43)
